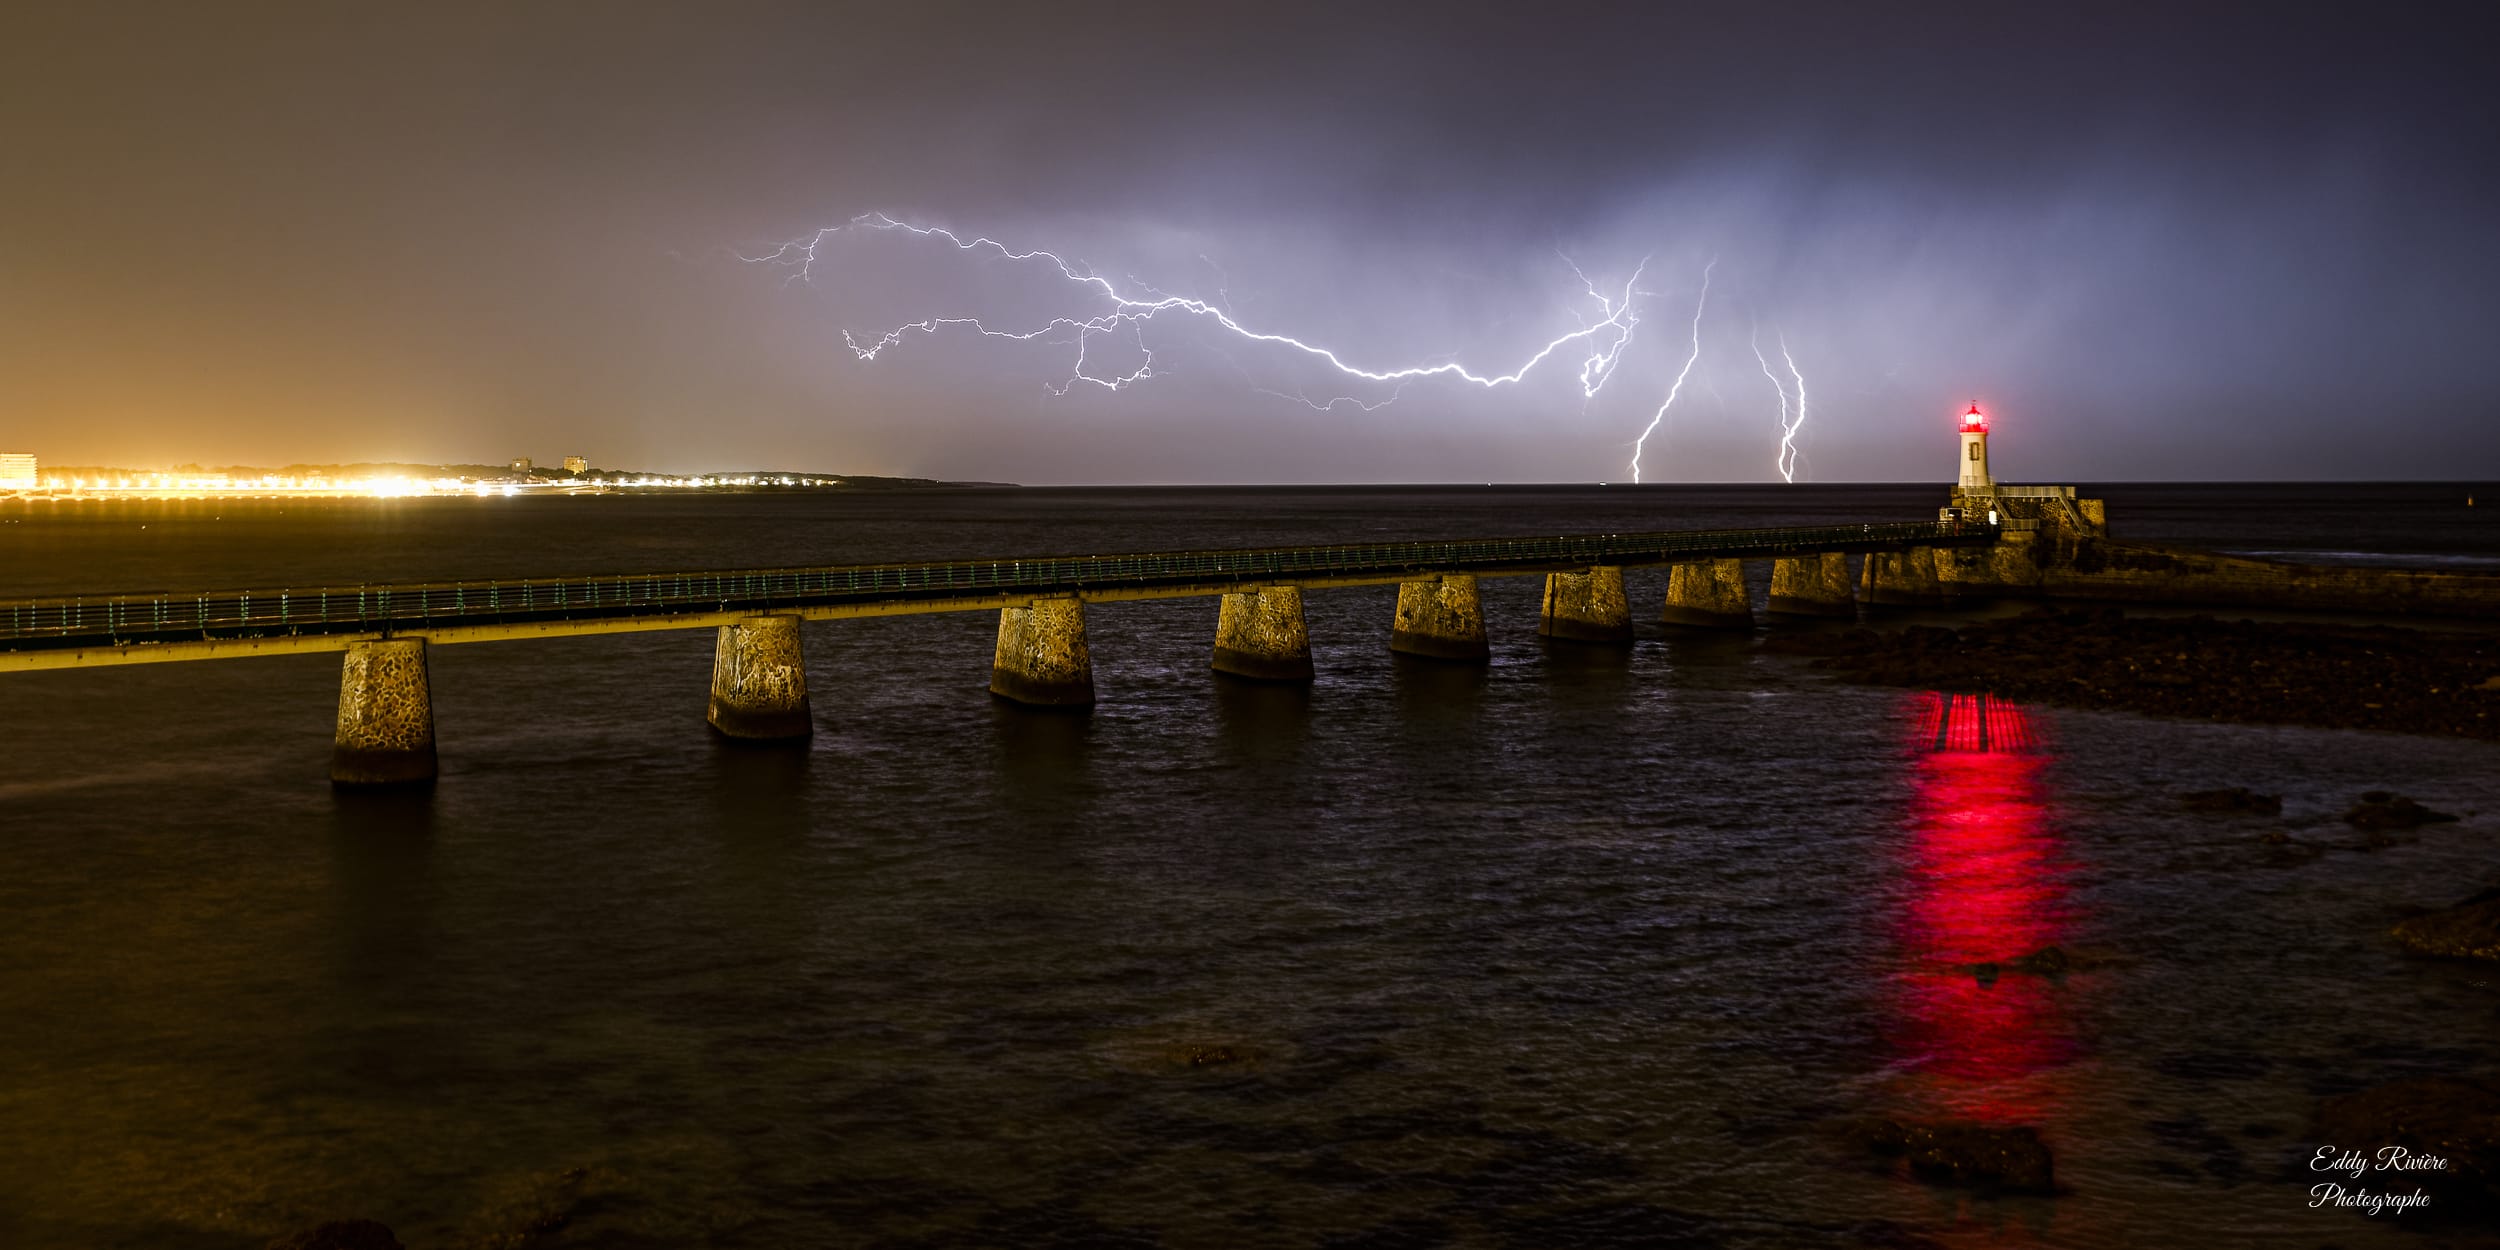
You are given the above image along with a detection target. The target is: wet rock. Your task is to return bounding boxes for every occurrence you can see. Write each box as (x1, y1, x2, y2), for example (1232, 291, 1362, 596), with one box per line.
(2344, 793, 2460, 830)
(2313, 1076, 2500, 1217)
(1861, 1118, 2056, 1194)
(1848, 1221, 1949, 1250)
(1799, 609, 2500, 740)
(265, 1222, 404, 1250)
(461, 1166, 599, 1249)
(2391, 888, 2500, 962)
(1900, 625, 1960, 653)
(1095, 1029, 1290, 1074)
(1965, 944, 2080, 985)
(2153, 1049, 2274, 1083)
(2182, 787, 2282, 816)
(2007, 945, 2071, 976)
(2145, 1114, 2248, 1185)
(1164, 1043, 1257, 1068)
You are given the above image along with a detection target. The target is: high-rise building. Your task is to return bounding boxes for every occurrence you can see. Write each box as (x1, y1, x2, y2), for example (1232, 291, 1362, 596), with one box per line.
(510, 457, 533, 472)
(0, 453, 35, 488)
(562, 455, 589, 475)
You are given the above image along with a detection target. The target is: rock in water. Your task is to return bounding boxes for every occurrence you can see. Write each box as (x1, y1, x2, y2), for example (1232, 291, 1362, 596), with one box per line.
(2006, 945, 2072, 976)
(1862, 1119, 2056, 1194)
(2391, 888, 2500, 962)
(2182, 787, 2283, 816)
(1164, 1043, 1259, 1068)
(2345, 793, 2460, 830)
(1964, 945, 2078, 985)
(264, 1222, 404, 1250)
(469, 1166, 595, 1246)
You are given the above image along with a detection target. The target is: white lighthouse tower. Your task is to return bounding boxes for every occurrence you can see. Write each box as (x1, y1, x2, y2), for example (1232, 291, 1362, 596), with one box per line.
(1956, 402, 1993, 492)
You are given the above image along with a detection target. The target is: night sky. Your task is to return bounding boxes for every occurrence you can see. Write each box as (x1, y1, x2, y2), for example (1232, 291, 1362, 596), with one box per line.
(4, 3, 2493, 484)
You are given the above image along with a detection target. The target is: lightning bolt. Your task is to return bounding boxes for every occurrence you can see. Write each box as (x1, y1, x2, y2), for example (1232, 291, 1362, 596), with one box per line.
(1753, 325, 1810, 483)
(1560, 252, 1643, 399)
(746, 217, 1821, 484)
(1251, 384, 1412, 413)
(742, 213, 1647, 405)
(1195, 254, 1234, 316)
(1627, 260, 1714, 484)
(1779, 335, 1808, 483)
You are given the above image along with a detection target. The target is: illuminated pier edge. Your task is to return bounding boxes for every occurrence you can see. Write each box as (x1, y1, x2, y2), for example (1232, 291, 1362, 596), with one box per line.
(1539, 566, 1633, 643)
(1390, 574, 1490, 662)
(1768, 553, 1855, 617)
(1864, 547, 1952, 607)
(4, 515, 2019, 782)
(707, 615, 813, 740)
(1212, 586, 1314, 682)
(0, 516, 1999, 674)
(991, 597, 1095, 707)
(1662, 558, 1751, 629)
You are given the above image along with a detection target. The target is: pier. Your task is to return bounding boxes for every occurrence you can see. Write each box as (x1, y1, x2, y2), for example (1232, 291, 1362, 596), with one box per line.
(0, 518, 1992, 783)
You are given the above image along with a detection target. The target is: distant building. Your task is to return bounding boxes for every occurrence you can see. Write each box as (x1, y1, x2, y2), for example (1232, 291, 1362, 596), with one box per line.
(0, 453, 34, 488)
(510, 457, 533, 472)
(562, 455, 589, 475)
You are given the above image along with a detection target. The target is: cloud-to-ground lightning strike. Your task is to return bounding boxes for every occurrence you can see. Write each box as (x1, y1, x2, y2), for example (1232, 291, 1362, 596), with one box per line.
(1627, 261, 1714, 484)
(741, 214, 1648, 405)
(1753, 326, 1810, 482)
(1778, 337, 1807, 483)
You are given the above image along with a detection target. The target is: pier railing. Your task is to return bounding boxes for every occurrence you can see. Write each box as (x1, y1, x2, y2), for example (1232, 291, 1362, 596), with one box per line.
(0, 519, 1991, 655)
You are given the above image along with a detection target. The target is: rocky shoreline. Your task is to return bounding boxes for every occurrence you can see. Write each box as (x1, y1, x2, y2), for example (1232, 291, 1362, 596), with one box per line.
(1769, 606, 2500, 740)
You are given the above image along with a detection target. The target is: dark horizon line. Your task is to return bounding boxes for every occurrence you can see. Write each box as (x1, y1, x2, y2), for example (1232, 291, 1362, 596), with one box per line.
(11, 475, 2494, 491)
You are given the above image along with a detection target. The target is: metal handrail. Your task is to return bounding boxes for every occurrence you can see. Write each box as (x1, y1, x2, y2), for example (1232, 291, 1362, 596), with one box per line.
(0, 519, 1993, 652)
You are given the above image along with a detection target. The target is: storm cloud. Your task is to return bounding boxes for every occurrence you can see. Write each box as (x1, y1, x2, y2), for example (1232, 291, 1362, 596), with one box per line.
(3, 2, 2492, 482)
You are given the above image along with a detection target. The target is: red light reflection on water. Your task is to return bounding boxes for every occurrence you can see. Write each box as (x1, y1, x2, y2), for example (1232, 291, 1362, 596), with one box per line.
(1910, 691, 2038, 755)
(1891, 692, 2079, 1123)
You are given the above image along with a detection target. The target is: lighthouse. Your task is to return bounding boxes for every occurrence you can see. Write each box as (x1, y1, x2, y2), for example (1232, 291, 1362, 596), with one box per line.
(1956, 402, 1993, 491)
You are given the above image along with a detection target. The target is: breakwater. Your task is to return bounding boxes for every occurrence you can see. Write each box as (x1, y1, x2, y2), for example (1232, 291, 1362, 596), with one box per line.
(1937, 485, 2500, 618)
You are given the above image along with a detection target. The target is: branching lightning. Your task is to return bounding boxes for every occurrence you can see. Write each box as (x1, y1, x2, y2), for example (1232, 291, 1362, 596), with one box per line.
(743, 214, 1815, 483)
(1753, 325, 1810, 483)
(743, 213, 1647, 403)
(1627, 261, 1713, 484)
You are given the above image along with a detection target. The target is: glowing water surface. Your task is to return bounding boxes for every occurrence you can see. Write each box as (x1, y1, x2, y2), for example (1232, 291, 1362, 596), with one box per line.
(2, 485, 2495, 1248)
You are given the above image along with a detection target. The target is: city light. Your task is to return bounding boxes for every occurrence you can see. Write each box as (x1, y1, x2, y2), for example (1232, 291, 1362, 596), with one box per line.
(4, 470, 846, 500)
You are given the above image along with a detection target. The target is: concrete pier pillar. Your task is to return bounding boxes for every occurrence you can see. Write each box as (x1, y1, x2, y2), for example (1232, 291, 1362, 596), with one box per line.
(991, 596, 1096, 707)
(1391, 574, 1489, 661)
(1661, 559, 1752, 629)
(1213, 586, 1314, 682)
(1539, 566, 1633, 643)
(1768, 553, 1856, 617)
(1863, 547, 1953, 607)
(707, 614, 813, 740)
(1935, 532, 2046, 598)
(332, 638, 437, 786)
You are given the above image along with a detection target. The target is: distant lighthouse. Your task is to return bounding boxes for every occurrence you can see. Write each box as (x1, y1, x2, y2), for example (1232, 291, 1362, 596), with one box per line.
(1956, 402, 1993, 491)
